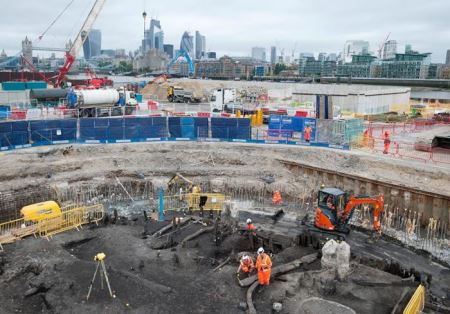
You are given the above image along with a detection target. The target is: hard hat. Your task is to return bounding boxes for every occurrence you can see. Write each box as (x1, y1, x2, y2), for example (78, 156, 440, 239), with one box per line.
(257, 247, 264, 255)
(242, 254, 249, 261)
(246, 218, 252, 224)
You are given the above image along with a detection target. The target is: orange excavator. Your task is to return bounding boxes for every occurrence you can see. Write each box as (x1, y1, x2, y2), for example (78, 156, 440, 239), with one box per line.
(313, 188, 384, 236)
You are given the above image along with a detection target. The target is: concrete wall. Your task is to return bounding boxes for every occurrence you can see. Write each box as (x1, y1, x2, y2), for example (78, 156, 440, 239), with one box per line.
(291, 84, 411, 115)
(0, 90, 30, 106)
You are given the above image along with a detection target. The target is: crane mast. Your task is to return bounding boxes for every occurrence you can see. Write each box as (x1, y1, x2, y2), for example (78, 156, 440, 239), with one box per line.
(54, 0, 107, 87)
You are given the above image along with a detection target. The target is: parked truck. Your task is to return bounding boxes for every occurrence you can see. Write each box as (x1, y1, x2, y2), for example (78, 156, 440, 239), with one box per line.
(209, 88, 237, 112)
(67, 87, 138, 117)
(167, 86, 201, 103)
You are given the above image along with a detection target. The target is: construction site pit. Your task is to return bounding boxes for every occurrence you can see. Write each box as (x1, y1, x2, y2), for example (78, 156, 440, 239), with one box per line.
(0, 141, 449, 314)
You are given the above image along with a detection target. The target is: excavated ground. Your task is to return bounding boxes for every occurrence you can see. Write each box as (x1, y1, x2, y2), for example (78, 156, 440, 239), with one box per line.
(0, 141, 449, 313)
(0, 215, 428, 314)
(1, 141, 449, 198)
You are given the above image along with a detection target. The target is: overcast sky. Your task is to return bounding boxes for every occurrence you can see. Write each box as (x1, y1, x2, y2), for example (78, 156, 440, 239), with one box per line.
(1, 0, 449, 62)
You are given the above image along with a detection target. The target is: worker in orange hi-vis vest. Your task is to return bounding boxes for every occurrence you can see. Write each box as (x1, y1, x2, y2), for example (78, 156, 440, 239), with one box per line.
(272, 191, 282, 205)
(256, 247, 272, 285)
(246, 218, 256, 235)
(362, 129, 369, 147)
(237, 255, 254, 276)
(383, 130, 391, 154)
(304, 125, 312, 143)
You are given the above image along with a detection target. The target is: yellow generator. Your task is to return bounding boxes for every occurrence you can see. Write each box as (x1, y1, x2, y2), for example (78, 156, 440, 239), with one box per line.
(21, 201, 62, 222)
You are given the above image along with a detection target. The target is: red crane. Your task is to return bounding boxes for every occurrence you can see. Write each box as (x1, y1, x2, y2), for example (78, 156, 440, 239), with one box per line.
(53, 0, 107, 87)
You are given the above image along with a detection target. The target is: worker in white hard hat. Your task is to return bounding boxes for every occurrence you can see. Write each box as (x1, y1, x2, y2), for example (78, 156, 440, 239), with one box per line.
(244, 218, 257, 250)
(256, 247, 272, 285)
(237, 254, 255, 276)
(246, 219, 255, 234)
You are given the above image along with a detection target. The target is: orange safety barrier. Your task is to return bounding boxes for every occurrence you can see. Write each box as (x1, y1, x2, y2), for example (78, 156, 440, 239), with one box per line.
(367, 120, 450, 140)
(358, 137, 450, 165)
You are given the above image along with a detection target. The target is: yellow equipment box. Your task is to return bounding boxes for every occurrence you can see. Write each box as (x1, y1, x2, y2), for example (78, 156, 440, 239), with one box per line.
(20, 201, 62, 222)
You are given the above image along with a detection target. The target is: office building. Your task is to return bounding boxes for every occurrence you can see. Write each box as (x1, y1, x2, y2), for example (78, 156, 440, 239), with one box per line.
(207, 52, 216, 59)
(115, 49, 126, 58)
(180, 31, 194, 56)
(164, 44, 174, 59)
(299, 56, 336, 77)
(270, 46, 277, 64)
(446, 49, 450, 65)
(336, 54, 377, 78)
(142, 19, 163, 52)
(343, 40, 369, 63)
(195, 31, 206, 59)
(382, 40, 397, 60)
(83, 29, 101, 60)
(326, 53, 337, 62)
(100, 49, 115, 58)
(251, 47, 266, 62)
(318, 53, 327, 62)
(405, 44, 412, 54)
(380, 52, 431, 79)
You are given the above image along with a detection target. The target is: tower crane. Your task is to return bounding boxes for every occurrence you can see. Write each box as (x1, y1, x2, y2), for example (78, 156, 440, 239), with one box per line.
(377, 32, 391, 59)
(54, 0, 107, 87)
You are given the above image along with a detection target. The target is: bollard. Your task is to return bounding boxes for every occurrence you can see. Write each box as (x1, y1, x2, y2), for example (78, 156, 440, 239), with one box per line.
(159, 189, 164, 221)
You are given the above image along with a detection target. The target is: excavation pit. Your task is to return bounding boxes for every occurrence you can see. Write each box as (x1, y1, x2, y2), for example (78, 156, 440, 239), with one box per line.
(0, 142, 449, 313)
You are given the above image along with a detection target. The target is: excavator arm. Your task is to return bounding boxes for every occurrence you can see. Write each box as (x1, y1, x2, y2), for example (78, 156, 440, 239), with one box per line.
(341, 195, 385, 232)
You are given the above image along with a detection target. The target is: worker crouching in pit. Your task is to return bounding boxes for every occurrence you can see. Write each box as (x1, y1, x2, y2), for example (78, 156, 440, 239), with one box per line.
(236, 254, 255, 278)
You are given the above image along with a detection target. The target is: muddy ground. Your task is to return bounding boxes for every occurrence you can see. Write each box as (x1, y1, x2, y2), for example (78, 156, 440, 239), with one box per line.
(1, 142, 449, 198)
(0, 214, 427, 314)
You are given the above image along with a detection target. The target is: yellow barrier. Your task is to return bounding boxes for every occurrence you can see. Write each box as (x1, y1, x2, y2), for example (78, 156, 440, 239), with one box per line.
(162, 193, 228, 212)
(38, 204, 105, 240)
(0, 218, 38, 251)
(187, 193, 227, 211)
(403, 284, 425, 314)
(0, 204, 105, 250)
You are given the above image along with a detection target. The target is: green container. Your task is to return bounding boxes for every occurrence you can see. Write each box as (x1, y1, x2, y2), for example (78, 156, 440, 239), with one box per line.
(135, 93, 143, 102)
(26, 81, 47, 89)
(2, 81, 26, 91)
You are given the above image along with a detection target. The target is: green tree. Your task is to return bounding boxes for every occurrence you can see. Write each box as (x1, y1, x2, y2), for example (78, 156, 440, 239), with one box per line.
(274, 63, 287, 75)
(116, 61, 133, 73)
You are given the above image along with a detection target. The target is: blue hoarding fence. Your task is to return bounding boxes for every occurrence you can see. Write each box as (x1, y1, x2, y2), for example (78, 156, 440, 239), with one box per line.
(0, 116, 350, 151)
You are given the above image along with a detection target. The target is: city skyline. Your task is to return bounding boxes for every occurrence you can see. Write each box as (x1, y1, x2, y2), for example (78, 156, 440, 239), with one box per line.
(0, 0, 448, 62)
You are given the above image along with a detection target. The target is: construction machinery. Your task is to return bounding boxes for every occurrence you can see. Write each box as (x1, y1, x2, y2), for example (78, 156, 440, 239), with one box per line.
(312, 187, 384, 236)
(0, 201, 104, 251)
(54, 0, 106, 87)
(67, 87, 138, 117)
(167, 173, 196, 194)
(166, 173, 226, 212)
(167, 86, 201, 103)
(84, 68, 113, 89)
